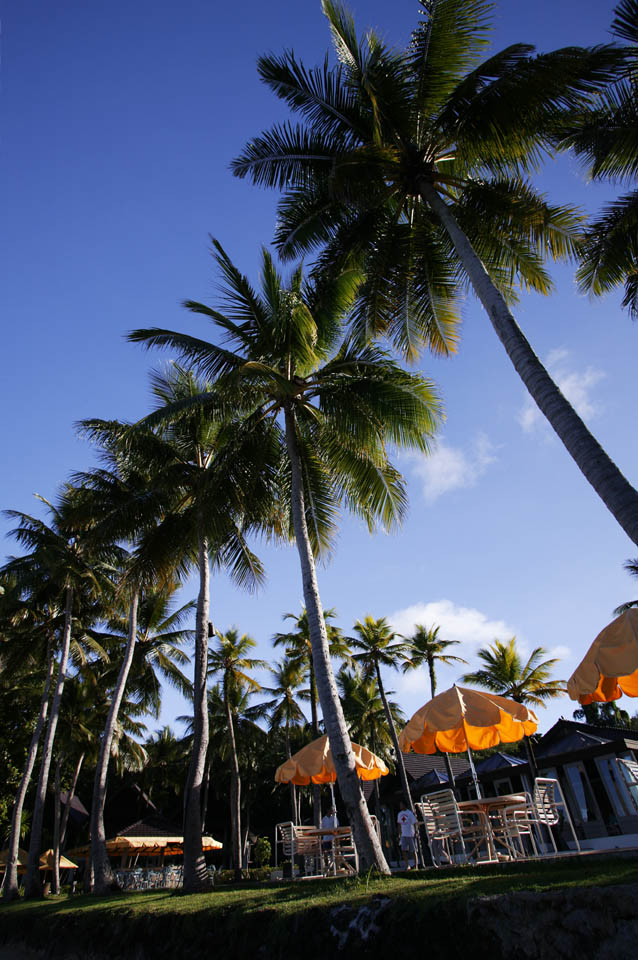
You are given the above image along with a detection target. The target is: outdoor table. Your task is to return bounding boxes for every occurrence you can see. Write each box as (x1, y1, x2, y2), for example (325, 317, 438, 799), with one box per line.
(457, 794, 528, 861)
(305, 827, 355, 876)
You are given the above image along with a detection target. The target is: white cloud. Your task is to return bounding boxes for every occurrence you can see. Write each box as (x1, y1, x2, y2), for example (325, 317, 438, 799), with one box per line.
(387, 599, 519, 704)
(408, 433, 497, 503)
(519, 348, 605, 434)
(389, 599, 517, 655)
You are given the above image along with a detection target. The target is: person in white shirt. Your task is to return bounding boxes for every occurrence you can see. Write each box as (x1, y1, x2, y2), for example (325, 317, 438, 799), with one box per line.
(397, 801, 418, 870)
(321, 806, 339, 871)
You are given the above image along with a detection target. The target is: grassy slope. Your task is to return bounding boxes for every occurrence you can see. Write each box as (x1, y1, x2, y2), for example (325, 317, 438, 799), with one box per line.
(1, 857, 637, 959)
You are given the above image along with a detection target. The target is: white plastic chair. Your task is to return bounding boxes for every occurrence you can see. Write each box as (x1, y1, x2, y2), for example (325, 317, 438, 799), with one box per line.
(417, 790, 486, 867)
(507, 778, 581, 856)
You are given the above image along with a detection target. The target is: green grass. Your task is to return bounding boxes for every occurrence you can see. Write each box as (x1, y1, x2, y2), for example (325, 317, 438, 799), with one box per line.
(2, 855, 637, 959)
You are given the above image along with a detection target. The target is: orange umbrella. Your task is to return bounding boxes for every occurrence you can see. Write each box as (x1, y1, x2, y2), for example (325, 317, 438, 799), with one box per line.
(568, 609, 638, 704)
(399, 685, 538, 797)
(275, 734, 389, 785)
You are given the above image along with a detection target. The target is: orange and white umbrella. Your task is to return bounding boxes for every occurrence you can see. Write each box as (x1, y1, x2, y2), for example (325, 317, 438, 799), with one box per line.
(399, 685, 538, 797)
(275, 734, 388, 785)
(568, 609, 638, 704)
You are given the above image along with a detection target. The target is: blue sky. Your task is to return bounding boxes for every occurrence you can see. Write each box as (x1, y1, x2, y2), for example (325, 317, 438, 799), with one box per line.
(2, 0, 637, 744)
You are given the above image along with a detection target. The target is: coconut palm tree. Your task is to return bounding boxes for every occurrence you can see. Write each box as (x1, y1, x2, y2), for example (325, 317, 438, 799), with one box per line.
(337, 664, 404, 814)
(460, 637, 564, 707)
(129, 242, 441, 872)
(86, 366, 280, 892)
(2, 493, 121, 899)
(232, 0, 638, 545)
(261, 657, 308, 822)
(402, 625, 467, 699)
(349, 616, 414, 812)
(563, 0, 638, 317)
(273, 607, 349, 824)
(86, 580, 193, 893)
(208, 629, 265, 879)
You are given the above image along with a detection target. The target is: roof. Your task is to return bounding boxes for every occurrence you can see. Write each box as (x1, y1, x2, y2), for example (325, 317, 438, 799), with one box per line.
(537, 730, 611, 757)
(118, 815, 184, 838)
(401, 753, 470, 781)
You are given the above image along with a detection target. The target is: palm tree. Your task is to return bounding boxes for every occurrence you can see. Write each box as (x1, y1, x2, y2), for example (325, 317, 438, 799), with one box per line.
(232, 0, 638, 545)
(2, 493, 120, 899)
(86, 580, 193, 894)
(614, 558, 638, 615)
(349, 616, 414, 812)
(337, 664, 404, 814)
(208, 628, 265, 879)
(563, 0, 638, 318)
(87, 366, 280, 892)
(261, 657, 308, 823)
(273, 607, 349, 824)
(402, 625, 467, 699)
(129, 242, 441, 872)
(460, 637, 564, 707)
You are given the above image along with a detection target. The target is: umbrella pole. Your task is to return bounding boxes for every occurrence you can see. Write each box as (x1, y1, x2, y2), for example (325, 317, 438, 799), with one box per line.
(443, 753, 456, 793)
(466, 747, 482, 799)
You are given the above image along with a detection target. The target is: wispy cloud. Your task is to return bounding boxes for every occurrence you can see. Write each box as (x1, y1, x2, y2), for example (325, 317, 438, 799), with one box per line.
(407, 433, 497, 503)
(519, 348, 605, 434)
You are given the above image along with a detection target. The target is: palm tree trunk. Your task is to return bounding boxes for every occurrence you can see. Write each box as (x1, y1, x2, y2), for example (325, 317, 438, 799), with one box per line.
(373, 662, 416, 817)
(309, 665, 322, 826)
(285, 726, 297, 824)
(224, 691, 243, 880)
(422, 180, 638, 547)
(284, 407, 389, 874)
(2, 638, 55, 901)
(60, 752, 84, 849)
(52, 757, 62, 895)
(25, 586, 74, 899)
(183, 528, 212, 893)
(90, 588, 140, 895)
(201, 752, 212, 834)
(427, 656, 437, 699)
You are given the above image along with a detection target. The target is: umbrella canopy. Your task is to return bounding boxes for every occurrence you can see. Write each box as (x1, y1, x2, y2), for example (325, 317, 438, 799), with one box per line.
(275, 734, 389, 785)
(398, 685, 538, 754)
(567, 609, 638, 704)
(68, 835, 222, 858)
(0, 848, 28, 867)
(38, 849, 78, 869)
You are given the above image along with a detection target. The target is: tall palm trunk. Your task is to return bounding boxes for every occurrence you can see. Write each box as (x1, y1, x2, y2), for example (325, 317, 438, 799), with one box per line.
(201, 752, 212, 834)
(308, 666, 322, 827)
(422, 181, 638, 546)
(2, 638, 55, 901)
(285, 726, 297, 824)
(183, 529, 212, 892)
(284, 407, 389, 873)
(52, 757, 62, 895)
(373, 661, 413, 812)
(427, 656, 436, 699)
(60, 752, 85, 849)
(25, 586, 74, 899)
(224, 688, 242, 880)
(90, 589, 140, 895)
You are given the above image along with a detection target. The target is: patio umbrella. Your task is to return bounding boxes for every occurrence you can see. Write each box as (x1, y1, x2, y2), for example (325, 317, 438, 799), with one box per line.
(567, 609, 638, 704)
(38, 849, 78, 870)
(275, 734, 388, 807)
(0, 848, 28, 873)
(398, 685, 538, 798)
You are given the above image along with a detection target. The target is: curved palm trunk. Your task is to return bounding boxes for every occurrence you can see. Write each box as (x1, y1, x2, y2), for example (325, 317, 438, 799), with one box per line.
(1, 639, 55, 901)
(25, 586, 74, 899)
(60, 752, 85, 850)
(90, 589, 140, 895)
(201, 752, 212, 834)
(224, 689, 242, 880)
(183, 530, 212, 892)
(284, 407, 389, 874)
(422, 181, 638, 547)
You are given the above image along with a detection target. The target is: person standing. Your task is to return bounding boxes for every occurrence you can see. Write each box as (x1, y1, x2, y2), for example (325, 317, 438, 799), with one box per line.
(321, 806, 338, 872)
(397, 801, 418, 870)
